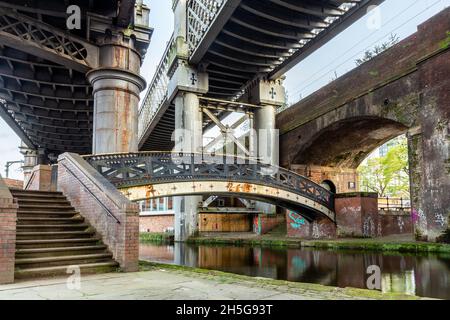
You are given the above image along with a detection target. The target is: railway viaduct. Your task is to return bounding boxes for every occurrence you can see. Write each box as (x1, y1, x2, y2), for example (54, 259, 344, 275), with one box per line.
(278, 8, 450, 241)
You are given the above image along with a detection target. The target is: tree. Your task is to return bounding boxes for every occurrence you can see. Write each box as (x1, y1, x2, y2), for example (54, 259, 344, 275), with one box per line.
(356, 34, 400, 66)
(358, 136, 409, 198)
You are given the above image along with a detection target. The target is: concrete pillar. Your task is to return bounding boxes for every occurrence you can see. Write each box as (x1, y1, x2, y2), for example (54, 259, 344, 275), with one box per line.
(87, 40, 146, 154)
(19, 142, 37, 188)
(255, 104, 278, 166)
(248, 79, 285, 215)
(173, 92, 203, 242)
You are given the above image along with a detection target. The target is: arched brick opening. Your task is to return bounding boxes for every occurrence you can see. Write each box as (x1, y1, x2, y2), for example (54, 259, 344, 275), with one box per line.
(292, 116, 409, 169)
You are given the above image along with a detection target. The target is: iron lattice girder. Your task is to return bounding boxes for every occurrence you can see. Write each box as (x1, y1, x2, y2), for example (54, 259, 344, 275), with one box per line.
(0, 8, 99, 72)
(84, 152, 335, 220)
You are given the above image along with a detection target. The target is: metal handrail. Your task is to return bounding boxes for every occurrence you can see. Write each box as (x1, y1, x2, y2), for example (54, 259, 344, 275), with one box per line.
(60, 162, 121, 224)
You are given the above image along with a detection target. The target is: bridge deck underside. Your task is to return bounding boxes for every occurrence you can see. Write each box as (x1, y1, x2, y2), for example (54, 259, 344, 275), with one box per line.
(0, 0, 135, 155)
(0, 46, 93, 155)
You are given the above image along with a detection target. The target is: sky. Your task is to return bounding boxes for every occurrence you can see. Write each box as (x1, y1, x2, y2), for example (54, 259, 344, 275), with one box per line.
(0, 0, 449, 180)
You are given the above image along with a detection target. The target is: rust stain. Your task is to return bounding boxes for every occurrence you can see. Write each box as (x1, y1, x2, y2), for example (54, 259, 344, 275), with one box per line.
(119, 91, 132, 151)
(146, 185, 156, 198)
(242, 183, 252, 193)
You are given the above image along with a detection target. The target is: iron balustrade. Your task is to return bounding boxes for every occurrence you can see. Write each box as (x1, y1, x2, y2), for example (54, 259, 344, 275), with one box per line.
(138, 35, 174, 142)
(187, 0, 227, 55)
(378, 197, 411, 211)
(84, 152, 335, 212)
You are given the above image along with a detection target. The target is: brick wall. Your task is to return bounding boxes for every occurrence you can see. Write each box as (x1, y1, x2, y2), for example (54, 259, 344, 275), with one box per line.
(57, 153, 139, 272)
(2, 178, 23, 189)
(335, 193, 379, 238)
(378, 212, 413, 237)
(290, 165, 359, 194)
(286, 211, 336, 239)
(140, 214, 174, 233)
(0, 175, 18, 284)
(253, 214, 285, 235)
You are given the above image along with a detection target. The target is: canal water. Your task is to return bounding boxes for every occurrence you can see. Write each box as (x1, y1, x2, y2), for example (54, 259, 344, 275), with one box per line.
(140, 242, 450, 299)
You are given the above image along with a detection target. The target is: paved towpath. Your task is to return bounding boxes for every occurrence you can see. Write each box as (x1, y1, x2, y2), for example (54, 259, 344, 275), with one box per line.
(0, 265, 427, 300)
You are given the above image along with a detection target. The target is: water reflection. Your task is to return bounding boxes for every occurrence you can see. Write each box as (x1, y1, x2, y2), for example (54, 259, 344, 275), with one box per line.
(139, 243, 450, 299)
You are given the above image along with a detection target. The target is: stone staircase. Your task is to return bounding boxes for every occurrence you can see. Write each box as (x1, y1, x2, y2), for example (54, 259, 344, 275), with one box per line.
(11, 189, 119, 279)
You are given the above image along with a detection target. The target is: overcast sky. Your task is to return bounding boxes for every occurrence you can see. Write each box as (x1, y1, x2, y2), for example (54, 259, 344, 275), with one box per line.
(0, 0, 448, 180)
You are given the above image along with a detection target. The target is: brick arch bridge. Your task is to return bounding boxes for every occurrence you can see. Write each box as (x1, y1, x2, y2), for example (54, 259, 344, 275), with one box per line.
(278, 8, 450, 241)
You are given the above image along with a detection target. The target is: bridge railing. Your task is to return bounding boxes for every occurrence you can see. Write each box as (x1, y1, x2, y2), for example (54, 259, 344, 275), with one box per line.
(187, 0, 228, 56)
(138, 35, 174, 142)
(378, 197, 411, 212)
(83, 152, 335, 212)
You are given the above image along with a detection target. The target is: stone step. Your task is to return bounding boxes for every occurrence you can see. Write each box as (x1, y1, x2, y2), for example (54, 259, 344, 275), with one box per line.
(10, 189, 63, 197)
(15, 237, 102, 249)
(18, 204, 76, 211)
(17, 198, 71, 206)
(16, 230, 95, 240)
(12, 189, 119, 280)
(16, 245, 108, 259)
(15, 253, 114, 269)
(17, 217, 85, 225)
(15, 261, 119, 279)
(12, 194, 67, 201)
(17, 224, 89, 232)
(17, 210, 80, 218)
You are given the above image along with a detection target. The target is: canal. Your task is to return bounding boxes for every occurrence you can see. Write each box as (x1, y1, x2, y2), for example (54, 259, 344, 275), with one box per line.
(140, 242, 450, 299)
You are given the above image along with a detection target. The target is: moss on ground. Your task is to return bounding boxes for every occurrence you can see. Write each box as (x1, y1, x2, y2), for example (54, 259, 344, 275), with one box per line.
(186, 236, 450, 254)
(138, 261, 422, 300)
(140, 232, 174, 244)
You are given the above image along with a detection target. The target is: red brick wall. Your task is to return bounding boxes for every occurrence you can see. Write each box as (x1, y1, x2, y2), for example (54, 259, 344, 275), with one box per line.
(286, 211, 336, 239)
(2, 178, 23, 190)
(378, 212, 413, 237)
(335, 193, 379, 238)
(140, 214, 174, 233)
(0, 181, 18, 284)
(253, 214, 285, 235)
(290, 165, 359, 194)
(58, 153, 139, 272)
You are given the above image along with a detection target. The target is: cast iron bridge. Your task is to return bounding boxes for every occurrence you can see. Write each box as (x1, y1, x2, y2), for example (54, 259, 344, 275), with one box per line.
(84, 152, 336, 221)
(138, 0, 384, 151)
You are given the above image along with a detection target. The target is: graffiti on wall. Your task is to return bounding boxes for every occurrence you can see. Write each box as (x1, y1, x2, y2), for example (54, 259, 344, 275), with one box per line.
(363, 216, 376, 237)
(411, 208, 427, 232)
(289, 211, 306, 229)
(312, 221, 321, 239)
(397, 216, 405, 233)
(434, 212, 447, 227)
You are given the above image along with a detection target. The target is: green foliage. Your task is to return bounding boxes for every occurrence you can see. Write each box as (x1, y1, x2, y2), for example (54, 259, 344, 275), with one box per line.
(356, 34, 400, 66)
(358, 136, 409, 197)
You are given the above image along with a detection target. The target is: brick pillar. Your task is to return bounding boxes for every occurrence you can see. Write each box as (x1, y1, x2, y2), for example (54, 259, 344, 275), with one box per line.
(24, 165, 56, 192)
(335, 193, 379, 238)
(0, 175, 18, 284)
(414, 34, 450, 242)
